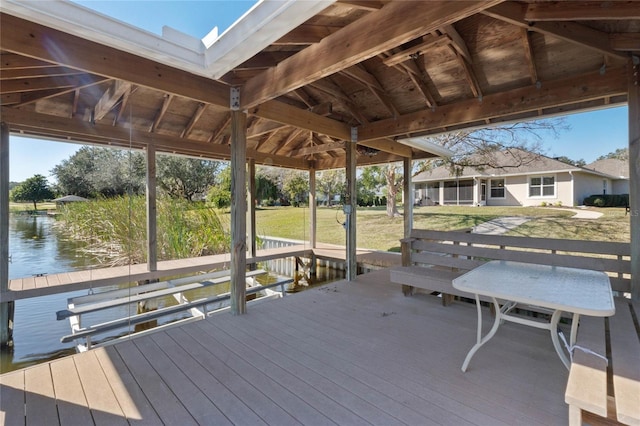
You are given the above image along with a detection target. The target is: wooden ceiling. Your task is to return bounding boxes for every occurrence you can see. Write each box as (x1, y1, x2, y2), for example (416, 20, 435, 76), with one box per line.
(1, 1, 638, 170)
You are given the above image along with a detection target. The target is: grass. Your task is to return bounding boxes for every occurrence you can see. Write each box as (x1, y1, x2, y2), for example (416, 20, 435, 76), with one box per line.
(255, 205, 630, 252)
(9, 202, 57, 212)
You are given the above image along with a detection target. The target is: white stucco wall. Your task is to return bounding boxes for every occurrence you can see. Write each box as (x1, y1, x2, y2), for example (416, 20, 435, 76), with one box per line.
(573, 172, 611, 205)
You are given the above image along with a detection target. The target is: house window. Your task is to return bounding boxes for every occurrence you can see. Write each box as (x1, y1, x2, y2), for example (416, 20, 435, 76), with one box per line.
(529, 176, 555, 197)
(490, 179, 505, 198)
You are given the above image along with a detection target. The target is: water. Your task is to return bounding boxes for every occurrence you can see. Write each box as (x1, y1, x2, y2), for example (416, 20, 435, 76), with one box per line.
(1, 214, 345, 373)
(3, 214, 94, 372)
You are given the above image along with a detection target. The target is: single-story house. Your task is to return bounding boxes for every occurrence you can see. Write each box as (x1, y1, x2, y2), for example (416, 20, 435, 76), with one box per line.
(413, 150, 629, 207)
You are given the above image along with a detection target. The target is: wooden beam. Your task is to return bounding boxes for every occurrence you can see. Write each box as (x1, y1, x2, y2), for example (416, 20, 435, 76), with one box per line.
(0, 14, 230, 107)
(337, 0, 385, 11)
(272, 128, 304, 155)
(290, 140, 346, 157)
(382, 34, 450, 67)
(449, 45, 482, 99)
(0, 66, 83, 80)
(309, 167, 317, 248)
(359, 138, 412, 157)
(230, 110, 247, 315)
(358, 66, 629, 142)
(441, 25, 471, 62)
(247, 159, 257, 265)
(149, 94, 173, 133)
(94, 80, 132, 121)
(525, 2, 640, 21)
(0, 122, 10, 346)
(611, 33, 640, 52)
(181, 103, 207, 138)
(1, 74, 105, 94)
(208, 113, 231, 143)
(146, 145, 157, 272)
(629, 58, 640, 301)
(249, 100, 352, 140)
(521, 28, 539, 84)
(403, 157, 413, 238)
(345, 137, 357, 281)
(241, 1, 501, 108)
(273, 25, 332, 45)
(0, 53, 53, 69)
(482, 3, 628, 60)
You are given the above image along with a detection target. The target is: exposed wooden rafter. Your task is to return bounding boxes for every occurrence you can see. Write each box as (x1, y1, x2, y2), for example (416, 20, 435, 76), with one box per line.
(208, 114, 231, 143)
(482, 3, 628, 60)
(341, 64, 398, 117)
(271, 128, 304, 155)
(241, 1, 502, 108)
(524, 2, 640, 21)
(521, 28, 538, 84)
(94, 80, 132, 121)
(358, 66, 628, 142)
(610, 33, 640, 52)
(149, 94, 173, 133)
(336, 0, 385, 11)
(181, 103, 207, 138)
(382, 34, 450, 67)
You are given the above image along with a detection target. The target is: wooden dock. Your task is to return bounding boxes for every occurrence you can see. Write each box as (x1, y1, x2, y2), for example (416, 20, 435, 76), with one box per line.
(1, 269, 569, 425)
(4, 244, 400, 302)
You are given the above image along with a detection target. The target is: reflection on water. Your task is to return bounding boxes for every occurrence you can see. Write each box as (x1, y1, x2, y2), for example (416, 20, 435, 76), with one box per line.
(1, 214, 345, 374)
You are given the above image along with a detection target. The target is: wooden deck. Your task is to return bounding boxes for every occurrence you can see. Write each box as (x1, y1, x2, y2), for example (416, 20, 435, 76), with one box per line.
(4, 244, 399, 302)
(1, 269, 569, 425)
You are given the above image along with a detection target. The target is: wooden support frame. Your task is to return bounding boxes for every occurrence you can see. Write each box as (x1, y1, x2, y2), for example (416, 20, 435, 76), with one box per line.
(247, 158, 257, 268)
(230, 108, 248, 315)
(146, 145, 157, 271)
(629, 58, 640, 301)
(345, 130, 357, 281)
(403, 157, 413, 238)
(0, 122, 12, 346)
(309, 167, 317, 249)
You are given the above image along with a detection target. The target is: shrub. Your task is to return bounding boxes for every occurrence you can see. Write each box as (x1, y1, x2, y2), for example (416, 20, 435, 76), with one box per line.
(583, 194, 629, 207)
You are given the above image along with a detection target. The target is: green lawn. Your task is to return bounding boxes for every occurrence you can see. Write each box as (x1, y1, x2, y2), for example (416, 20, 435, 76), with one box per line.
(255, 205, 630, 252)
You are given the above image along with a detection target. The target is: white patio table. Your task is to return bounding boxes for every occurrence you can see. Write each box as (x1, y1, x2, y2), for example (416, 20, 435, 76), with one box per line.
(452, 260, 615, 372)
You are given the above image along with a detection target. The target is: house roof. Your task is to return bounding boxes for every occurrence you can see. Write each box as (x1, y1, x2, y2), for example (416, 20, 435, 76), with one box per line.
(1, 1, 637, 171)
(585, 158, 629, 179)
(413, 149, 607, 182)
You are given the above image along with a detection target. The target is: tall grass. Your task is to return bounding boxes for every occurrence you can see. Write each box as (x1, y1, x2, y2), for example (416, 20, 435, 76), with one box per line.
(57, 196, 229, 266)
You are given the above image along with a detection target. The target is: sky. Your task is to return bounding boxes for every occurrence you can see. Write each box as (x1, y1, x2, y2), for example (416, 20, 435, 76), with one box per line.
(8, 1, 630, 183)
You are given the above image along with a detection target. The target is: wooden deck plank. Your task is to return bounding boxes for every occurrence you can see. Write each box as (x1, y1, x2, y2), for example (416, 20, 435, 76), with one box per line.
(46, 273, 61, 287)
(1, 269, 572, 425)
(112, 340, 199, 426)
(0, 370, 25, 426)
(24, 363, 57, 426)
(130, 335, 232, 425)
(164, 326, 299, 425)
(188, 319, 344, 426)
(34, 275, 48, 288)
(73, 351, 129, 426)
(148, 331, 269, 426)
(50, 357, 94, 425)
(201, 317, 373, 426)
(94, 347, 163, 426)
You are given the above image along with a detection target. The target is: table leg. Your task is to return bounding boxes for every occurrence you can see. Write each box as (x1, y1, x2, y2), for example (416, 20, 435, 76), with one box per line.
(550, 309, 571, 370)
(461, 295, 501, 372)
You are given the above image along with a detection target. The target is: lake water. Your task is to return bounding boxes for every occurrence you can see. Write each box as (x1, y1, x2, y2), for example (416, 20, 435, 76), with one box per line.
(1, 214, 344, 374)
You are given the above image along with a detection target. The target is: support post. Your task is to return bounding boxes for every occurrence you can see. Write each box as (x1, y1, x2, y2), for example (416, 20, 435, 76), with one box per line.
(1, 122, 13, 347)
(309, 167, 317, 249)
(629, 58, 640, 301)
(403, 157, 413, 238)
(345, 129, 357, 281)
(146, 145, 157, 272)
(230, 102, 247, 314)
(247, 158, 257, 269)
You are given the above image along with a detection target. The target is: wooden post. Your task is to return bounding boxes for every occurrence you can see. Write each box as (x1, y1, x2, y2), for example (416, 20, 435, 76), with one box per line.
(629, 58, 640, 301)
(309, 167, 317, 249)
(1, 122, 13, 347)
(230, 101, 247, 315)
(345, 129, 357, 281)
(146, 145, 157, 272)
(403, 157, 413, 238)
(247, 158, 257, 270)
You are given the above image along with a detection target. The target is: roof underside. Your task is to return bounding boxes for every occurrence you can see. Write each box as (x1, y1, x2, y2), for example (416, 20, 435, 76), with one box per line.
(1, 0, 638, 171)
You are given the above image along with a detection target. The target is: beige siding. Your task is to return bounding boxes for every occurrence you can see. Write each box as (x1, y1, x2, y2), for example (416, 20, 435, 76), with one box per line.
(573, 172, 610, 205)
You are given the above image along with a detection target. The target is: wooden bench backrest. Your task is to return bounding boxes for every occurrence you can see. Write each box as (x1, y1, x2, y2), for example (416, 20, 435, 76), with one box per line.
(406, 230, 631, 293)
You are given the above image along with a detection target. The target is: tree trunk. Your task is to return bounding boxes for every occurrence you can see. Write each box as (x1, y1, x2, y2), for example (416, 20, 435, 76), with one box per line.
(385, 166, 401, 217)
(32, 200, 37, 211)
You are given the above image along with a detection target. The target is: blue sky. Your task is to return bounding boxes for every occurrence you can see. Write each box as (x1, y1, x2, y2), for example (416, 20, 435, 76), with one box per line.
(9, 1, 630, 182)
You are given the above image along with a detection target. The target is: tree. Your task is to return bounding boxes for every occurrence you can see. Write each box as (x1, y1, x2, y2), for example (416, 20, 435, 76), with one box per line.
(255, 174, 279, 205)
(553, 156, 586, 167)
(368, 119, 568, 217)
(282, 172, 309, 207)
(596, 147, 628, 161)
(156, 155, 221, 201)
(358, 166, 385, 207)
(316, 169, 345, 206)
(10, 174, 55, 210)
(207, 165, 232, 208)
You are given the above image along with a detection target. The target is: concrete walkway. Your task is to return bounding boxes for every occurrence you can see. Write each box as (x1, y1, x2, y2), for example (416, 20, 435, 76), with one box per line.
(471, 208, 603, 235)
(471, 217, 531, 235)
